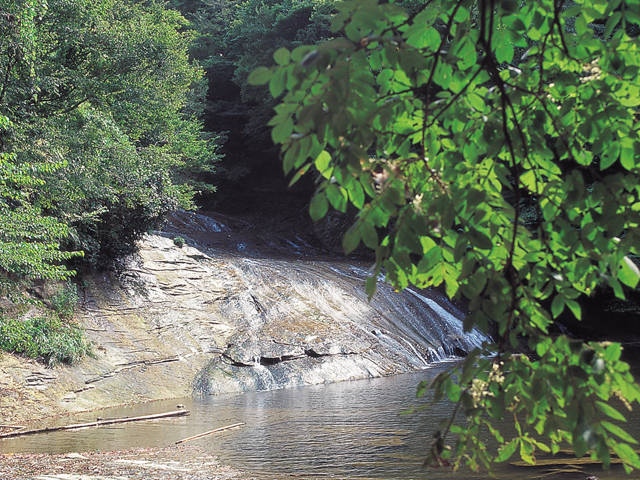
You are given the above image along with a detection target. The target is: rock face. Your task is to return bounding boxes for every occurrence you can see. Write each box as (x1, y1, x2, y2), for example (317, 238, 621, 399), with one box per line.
(0, 211, 486, 424)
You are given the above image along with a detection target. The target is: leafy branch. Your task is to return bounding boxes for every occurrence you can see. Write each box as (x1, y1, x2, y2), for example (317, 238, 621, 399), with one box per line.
(253, 0, 640, 472)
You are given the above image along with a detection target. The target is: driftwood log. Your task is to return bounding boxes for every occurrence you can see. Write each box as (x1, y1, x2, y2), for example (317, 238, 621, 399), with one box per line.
(0, 409, 190, 439)
(175, 422, 245, 444)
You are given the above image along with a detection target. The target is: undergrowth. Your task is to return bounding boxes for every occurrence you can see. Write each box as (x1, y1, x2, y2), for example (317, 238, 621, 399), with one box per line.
(0, 279, 92, 366)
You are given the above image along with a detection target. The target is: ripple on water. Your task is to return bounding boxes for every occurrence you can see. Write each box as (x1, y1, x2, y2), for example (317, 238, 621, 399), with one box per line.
(1, 367, 633, 480)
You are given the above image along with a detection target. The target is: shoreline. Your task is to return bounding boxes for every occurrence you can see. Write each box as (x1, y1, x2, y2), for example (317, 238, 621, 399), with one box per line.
(0, 444, 285, 480)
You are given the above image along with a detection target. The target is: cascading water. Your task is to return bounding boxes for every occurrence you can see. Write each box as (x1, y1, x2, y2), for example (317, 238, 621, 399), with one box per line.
(163, 210, 490, 394)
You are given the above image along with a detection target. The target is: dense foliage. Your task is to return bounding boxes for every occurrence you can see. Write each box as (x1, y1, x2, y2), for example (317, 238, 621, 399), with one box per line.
(174, 0, 334, 192)
(0, 279, 91, 365)
(0, 0, 219, 274)
(0, 0, 218, 363)
(0, 128, 79, 279)
(251, 0, 640, 472)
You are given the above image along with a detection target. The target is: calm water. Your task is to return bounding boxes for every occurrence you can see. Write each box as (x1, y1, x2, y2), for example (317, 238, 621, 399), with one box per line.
(0, 365, 634, 479)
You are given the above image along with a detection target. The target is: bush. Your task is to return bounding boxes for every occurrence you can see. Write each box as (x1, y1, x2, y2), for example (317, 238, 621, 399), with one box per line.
(0, 315, 91, 366)
(173, 236, 186, 248)
(49, 282, 80, 319)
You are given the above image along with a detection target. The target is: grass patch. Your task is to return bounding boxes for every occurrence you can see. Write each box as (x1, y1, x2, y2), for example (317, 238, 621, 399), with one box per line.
(0, 314, 91, 366)
(0, 278, 91, 366)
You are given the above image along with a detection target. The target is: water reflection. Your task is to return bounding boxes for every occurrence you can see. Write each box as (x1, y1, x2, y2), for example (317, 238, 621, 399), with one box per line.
(0, 365, 630, 479)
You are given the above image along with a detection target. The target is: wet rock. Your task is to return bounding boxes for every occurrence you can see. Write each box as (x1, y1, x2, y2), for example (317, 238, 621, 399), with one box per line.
(0, 210, 487, 424)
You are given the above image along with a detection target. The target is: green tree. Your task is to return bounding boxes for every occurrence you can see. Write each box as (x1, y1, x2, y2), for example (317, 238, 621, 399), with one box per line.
(0, 1, 80, 279)
(0, 137, 79, 279)
(179, 0, 334, 191)
(252, 0, 640, 472)
(1, 0, 219, 269)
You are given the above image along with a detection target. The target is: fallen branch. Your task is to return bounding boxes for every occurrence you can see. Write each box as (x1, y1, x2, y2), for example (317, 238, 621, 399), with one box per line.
(175, 422, 245, 444)
(0, 409, 189, 439)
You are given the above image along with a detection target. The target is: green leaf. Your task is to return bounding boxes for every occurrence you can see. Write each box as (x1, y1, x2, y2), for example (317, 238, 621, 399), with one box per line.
(519, 438, 536, 464)
(271, 117, 293, 144)
(468, 228, 493, 250)
(605, 11, 622, 37)
(445, 380, 461, 402)
(349, 181, 365, 209)
(536, 337, 552, 357)
(573, 429, 588, 458)
(596, 401, 627, 422)
(326, 184, 348, 212)
(604, 342, 622, 362)
(603, 422, 638, 444)
(406, 26, 440, 50)
(360, 220, 378, 249)
(443, 264, 459, 298)
(309, 193, 328, 222)
(453, 5, 470, 22)
(343, 224, 361, 254)
(566, 299, 581, 320)
(248, 66, 272, 86)
(273, 47, 291, 66)
(315, 150, 332, 174)
(618, 256, 640, 288)
(612, 442, 640, 469)
(269, 68, 287, 98)
(600, 142, 620, 170)
(620, 139, 635, 171)
(551, 296, 564, 318)
(495, 42, 514, 64)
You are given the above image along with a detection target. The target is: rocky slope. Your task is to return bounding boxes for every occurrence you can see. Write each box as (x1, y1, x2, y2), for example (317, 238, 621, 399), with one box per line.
(0, 211, 485, 426)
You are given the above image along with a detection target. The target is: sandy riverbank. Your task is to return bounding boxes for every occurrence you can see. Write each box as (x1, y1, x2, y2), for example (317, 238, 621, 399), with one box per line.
(0, 444, 292, 480)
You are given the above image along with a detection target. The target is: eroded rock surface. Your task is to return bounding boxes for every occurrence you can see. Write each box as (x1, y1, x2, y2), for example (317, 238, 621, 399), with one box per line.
(1, 211, 485, 425)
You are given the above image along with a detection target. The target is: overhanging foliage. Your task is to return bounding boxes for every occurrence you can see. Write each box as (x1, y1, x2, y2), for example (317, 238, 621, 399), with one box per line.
(251, 0, 640, 472)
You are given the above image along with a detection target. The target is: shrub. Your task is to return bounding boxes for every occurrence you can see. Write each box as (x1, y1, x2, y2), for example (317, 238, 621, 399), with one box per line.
(173, 236, 186, 248)
(49, 282, 80, 319)
(0, 315, 91, 366)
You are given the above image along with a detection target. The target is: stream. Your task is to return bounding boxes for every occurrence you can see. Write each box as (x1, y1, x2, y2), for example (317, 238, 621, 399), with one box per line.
(0, 364, 631, 480)
(0, 210, 635, 479)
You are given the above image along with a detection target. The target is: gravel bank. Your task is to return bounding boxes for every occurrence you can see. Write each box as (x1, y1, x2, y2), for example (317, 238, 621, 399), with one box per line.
(0, 445, 285, 480)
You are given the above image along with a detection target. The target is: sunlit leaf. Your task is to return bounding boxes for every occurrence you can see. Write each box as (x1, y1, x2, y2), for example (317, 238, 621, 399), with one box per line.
(603, 422, 638, 444)
(596, 401, 627, 422)
(618, 256, 640, 288)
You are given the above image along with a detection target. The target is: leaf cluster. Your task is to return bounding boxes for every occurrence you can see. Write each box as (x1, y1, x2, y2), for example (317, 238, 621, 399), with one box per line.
(253, 0, 640, 472)
(0, 0, 220, 272)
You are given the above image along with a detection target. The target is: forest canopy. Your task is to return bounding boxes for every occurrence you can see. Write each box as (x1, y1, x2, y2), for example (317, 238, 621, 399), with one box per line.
(251, 0, 640, 472)
(0, 0, 219, 276)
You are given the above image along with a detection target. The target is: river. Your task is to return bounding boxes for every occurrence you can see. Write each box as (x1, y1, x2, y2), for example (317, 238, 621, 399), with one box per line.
(0, 209, 634, 478)
(0, 363, 630, 480)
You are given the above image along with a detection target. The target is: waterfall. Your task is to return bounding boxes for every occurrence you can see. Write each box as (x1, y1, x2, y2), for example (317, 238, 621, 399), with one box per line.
(162, 211, 490, 395)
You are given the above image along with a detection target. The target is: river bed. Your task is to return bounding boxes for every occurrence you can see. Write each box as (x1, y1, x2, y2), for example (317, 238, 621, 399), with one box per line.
(0, 364, 630, 480)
